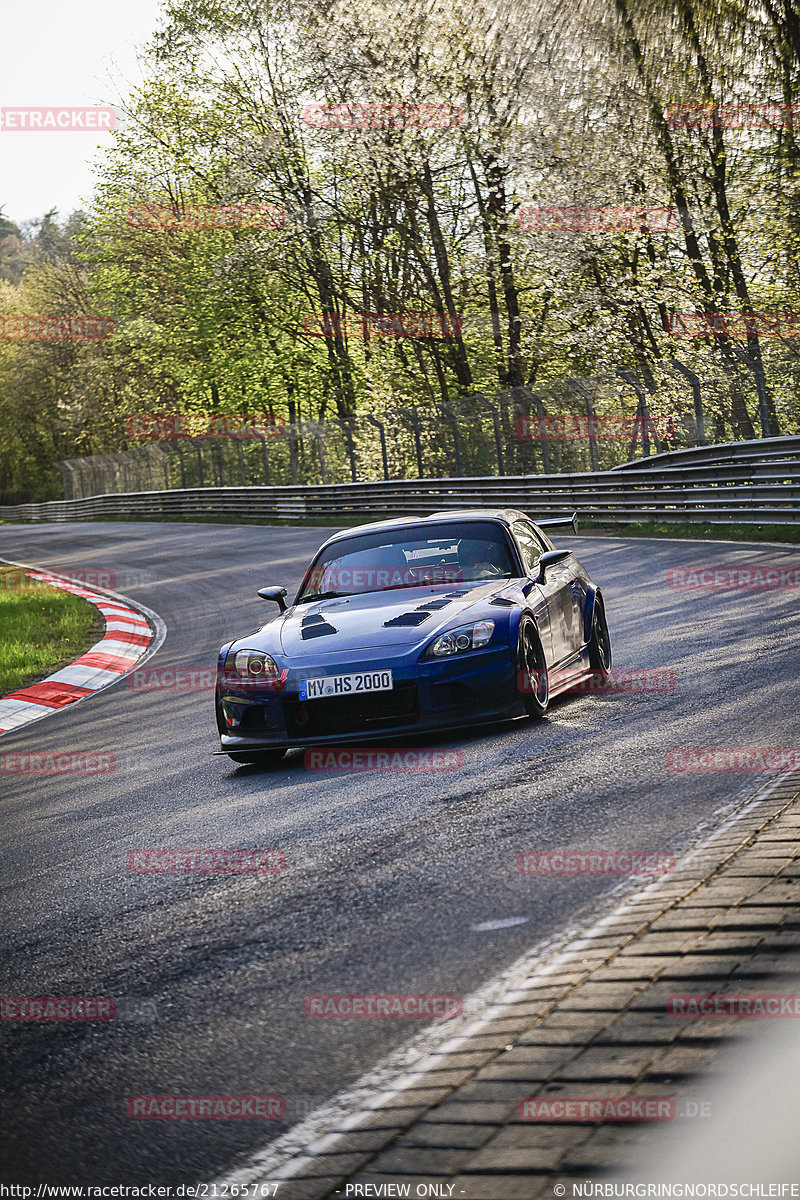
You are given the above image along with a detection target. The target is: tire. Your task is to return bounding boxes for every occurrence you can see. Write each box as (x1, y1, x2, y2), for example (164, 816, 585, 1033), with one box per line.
(587, 596, 612, 681)
(516, 615, 549, 719)
(227, 750, 286, 768)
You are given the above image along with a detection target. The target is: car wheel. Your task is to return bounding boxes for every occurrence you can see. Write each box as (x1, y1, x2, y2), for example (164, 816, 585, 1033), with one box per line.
(587, 597, 612, 680)
(516, 616, 549, 719)
(227, 750, 286, 768)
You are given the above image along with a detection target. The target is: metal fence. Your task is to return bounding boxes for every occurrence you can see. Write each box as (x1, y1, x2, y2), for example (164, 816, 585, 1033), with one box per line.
(5, 437, 799, 526)
(53, 367, 788, 500)
(53, 390, 631, 498)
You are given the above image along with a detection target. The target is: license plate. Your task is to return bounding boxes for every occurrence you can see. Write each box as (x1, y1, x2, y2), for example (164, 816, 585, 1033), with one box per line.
(298, 670, 393, 701)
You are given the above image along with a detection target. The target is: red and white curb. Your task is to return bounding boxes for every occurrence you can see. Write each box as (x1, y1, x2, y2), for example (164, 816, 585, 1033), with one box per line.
(0, 562, 166, 735)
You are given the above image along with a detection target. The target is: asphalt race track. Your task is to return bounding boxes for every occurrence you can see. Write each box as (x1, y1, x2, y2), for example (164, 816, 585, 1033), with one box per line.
(1, 520, 798, 1185)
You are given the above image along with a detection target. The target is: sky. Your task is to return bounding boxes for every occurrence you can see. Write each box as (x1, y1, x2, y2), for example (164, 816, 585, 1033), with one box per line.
(1, 0, 163, 227)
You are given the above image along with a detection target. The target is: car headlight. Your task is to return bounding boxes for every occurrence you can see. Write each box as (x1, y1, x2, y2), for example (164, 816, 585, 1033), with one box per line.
(228, 648, 280, 678)
(425, 619, 495, 658)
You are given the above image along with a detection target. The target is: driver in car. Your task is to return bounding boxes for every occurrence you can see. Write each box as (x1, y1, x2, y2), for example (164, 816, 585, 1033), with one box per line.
(459, 539, 510, 580)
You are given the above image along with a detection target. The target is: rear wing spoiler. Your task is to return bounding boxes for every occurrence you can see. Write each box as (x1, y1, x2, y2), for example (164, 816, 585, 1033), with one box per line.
(538, 511, 579, 535)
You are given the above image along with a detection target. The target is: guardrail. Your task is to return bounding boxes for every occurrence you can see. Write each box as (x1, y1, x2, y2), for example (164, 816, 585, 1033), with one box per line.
(612, 435, 800, 471)
(3, 442, 799, 525)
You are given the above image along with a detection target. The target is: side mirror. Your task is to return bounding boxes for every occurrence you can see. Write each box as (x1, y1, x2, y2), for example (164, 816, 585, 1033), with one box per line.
(536, 549, 571, 584)
(258, 586, 288, 612)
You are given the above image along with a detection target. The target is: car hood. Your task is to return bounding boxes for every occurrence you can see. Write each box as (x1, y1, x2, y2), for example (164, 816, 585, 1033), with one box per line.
(272, 583, 505, 658)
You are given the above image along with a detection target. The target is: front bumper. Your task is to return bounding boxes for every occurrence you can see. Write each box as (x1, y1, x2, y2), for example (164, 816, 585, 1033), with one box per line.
(217, 644, 524, 752)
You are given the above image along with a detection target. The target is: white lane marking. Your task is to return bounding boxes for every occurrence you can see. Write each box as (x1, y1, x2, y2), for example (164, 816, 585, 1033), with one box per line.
(213, 768, 798, 1187)
(471, 917, 529, 931)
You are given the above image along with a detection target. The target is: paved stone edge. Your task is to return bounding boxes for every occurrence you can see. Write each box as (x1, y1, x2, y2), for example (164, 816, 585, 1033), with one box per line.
(219, 771, 800, 1198)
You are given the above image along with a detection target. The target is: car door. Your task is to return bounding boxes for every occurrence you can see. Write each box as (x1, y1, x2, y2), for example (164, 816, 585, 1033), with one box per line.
(507, 520, 552, 663)
(512, 520, 581, 666)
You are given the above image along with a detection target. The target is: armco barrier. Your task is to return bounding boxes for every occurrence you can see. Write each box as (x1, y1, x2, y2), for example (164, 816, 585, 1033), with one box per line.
(1, 449, 799, 525)
(612, 435, 800, 472)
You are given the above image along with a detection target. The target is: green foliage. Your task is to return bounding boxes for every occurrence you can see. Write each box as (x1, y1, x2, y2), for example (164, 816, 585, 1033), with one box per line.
(1, 0, 800, 501)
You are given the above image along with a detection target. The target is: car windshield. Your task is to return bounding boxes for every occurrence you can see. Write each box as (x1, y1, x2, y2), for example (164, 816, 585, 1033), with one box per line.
(297, 521, 519, 602)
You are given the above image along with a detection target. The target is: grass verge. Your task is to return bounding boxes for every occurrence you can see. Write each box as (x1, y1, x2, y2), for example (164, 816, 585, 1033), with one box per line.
(0, 566, 102, 696)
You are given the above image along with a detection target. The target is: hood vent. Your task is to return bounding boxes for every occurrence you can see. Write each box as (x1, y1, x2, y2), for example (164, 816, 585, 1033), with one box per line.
(301, 613, 338, 639)
(384, 610, 432, 628)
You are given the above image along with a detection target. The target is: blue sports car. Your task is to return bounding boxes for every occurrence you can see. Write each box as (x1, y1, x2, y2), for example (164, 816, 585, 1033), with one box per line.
(215, 509, 611, 765)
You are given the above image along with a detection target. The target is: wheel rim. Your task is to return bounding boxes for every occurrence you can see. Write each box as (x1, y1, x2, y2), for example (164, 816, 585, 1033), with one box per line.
(522, 627, 548, 706)
(594, 606, 611, 669)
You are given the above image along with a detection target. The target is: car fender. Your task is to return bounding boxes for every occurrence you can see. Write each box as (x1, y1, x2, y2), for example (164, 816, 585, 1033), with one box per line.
(508, 594, 548, 658)
(218, 641, 233, 673)
(583, 585, 603, 645)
